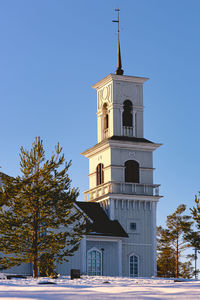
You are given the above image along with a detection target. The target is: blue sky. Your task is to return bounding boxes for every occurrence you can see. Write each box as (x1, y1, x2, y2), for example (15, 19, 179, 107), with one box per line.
(0, 0, 200, 228)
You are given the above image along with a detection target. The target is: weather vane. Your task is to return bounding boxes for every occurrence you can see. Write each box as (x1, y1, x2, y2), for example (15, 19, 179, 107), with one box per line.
(112, 8, 124, 75)
(112, 8, 120, 39)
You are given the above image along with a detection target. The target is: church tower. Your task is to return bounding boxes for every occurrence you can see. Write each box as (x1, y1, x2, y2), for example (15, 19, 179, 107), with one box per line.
(81, 12, 162, 277)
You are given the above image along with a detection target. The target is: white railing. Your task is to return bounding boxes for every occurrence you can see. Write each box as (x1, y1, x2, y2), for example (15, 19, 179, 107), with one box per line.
(123, 126, 135, 137)
(84, 181, 160, 201)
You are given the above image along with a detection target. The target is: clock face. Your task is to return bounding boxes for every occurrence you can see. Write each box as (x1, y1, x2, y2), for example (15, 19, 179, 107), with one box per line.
(103, 87, 108, 100)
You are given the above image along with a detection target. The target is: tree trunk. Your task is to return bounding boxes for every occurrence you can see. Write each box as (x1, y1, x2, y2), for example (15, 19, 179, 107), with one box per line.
(32, 212, 38, 278)
(176, 236, 179, 278)
(33, 257, 38, 278)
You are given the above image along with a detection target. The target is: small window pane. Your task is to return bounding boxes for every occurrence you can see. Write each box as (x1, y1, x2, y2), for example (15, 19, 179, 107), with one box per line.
(130, 222, 137, 230)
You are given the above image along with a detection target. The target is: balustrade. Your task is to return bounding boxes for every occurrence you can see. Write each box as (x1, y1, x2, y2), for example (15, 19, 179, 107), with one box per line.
(84, 181, 160, 201)
(123, 126, 135, 137)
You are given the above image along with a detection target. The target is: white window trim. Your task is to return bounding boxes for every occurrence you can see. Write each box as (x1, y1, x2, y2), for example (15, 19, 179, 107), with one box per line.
(101, 101, 109, 140)
(122, 100, 136, 137)
(129, 253, 139, 278)
(128, 221, 138, 233)
(127, 218, 140, 234)
(87, 247, 102, 276)
(133, 111, 136, 136)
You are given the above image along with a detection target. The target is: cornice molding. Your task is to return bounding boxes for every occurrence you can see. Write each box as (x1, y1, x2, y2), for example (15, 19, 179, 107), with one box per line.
(81, 139, 162, 158)
(92, 73, 149, 91)
(93, 194, 162, 202)
(86, 235, 122, 241)
(81, 141, 109, 158)
(109, 140, 162, 151)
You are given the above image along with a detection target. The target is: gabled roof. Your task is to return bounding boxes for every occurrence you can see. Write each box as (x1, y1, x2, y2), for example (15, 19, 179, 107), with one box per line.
(0, 172, 11, 178)
(0, 172, 6, 186)
(76, 201, 128, 238)
(0, 172, 12, 186)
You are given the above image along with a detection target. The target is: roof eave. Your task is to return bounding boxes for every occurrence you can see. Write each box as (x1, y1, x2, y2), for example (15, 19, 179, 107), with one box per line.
(92, 73, 149, 90)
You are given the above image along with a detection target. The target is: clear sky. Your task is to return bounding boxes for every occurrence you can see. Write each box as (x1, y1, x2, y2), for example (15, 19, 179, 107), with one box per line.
(0, 0, 200, 228)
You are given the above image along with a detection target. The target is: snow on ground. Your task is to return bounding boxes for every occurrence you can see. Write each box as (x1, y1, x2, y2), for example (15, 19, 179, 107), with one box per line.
(0, 276, 199, 299)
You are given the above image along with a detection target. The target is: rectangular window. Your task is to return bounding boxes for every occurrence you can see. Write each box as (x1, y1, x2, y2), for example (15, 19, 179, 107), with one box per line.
(130, 255, 139, 277)
(130, 222, 137, 231)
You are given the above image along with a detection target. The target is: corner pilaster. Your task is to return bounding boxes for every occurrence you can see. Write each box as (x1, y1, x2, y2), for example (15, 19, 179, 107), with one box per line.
(152, 201, 157, 276)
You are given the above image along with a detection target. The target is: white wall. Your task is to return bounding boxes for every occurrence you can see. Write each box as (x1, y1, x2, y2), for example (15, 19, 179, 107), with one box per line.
(96, 77, 145, 142)
(113, 199, 154, 277)
(86, 240, 119, 276)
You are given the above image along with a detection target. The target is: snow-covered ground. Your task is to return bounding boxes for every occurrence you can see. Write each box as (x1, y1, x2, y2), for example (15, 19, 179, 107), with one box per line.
(0, 276, 199, 299)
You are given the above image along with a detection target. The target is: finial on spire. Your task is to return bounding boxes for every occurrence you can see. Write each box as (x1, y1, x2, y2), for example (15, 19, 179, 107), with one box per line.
(112, 8, 124, 75)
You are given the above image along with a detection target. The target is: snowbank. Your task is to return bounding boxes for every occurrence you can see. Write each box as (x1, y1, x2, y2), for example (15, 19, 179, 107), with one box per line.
(0, 275, 199, 299)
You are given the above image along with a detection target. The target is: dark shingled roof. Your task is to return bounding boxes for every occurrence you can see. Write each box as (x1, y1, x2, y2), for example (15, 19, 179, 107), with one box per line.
(109, 135, 154, 144)
(83, 135, 154, 154)
(76, 202, 128, 238)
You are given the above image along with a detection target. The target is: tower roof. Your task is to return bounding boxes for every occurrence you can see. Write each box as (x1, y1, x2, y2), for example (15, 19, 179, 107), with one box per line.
(115, 38, 124, 75)
(113, 8, 124, 75)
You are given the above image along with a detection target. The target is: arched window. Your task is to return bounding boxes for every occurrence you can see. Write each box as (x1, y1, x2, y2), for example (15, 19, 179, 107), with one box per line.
(102, 103, 109, 139)
(104, 113, 109, 130)
(87, 248, 102, 276)
(125, 160, 139, 183)
(123, 100, 133, 127)
(96, 163, 104, 186)
(103, 103, 109, 129)
(129, 254, 139, 277)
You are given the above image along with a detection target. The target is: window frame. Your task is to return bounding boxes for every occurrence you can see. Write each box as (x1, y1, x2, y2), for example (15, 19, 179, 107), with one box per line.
(87, 247, 102, 276)
(96, 163, 104, 186)
(130, 222, 137, 231)
(124, 160, 140, 183)
(129, 253, 139, 277)
(102, 102, 109, 139)
(123, 100, 133, 127)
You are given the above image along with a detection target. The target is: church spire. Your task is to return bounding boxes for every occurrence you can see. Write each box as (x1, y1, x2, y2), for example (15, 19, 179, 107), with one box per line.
(113, 8, 124, 75)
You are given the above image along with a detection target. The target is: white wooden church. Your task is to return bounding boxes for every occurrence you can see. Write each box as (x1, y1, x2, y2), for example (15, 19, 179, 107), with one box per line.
(0, 28, 161, 278)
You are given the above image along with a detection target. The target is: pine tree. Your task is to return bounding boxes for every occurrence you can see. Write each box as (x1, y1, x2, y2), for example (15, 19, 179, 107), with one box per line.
(157, 205, 193, 278)
(166, 204, 193, 278)
(185, 193, 200, 278)
(180, 259, 194, 279)
(187, 194, 200, 249)
(0, 137, 87, 278)
(157, 226, 176, 277)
